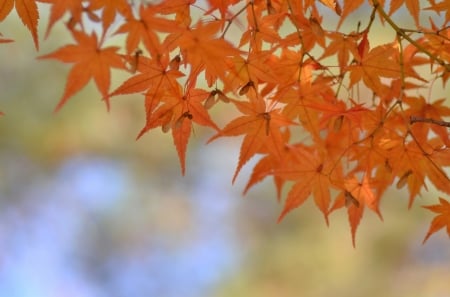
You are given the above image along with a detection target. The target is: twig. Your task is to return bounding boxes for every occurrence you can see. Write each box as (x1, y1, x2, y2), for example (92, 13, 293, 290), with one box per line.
(371, 0, 450, 72)
(410, 116, 450, 128)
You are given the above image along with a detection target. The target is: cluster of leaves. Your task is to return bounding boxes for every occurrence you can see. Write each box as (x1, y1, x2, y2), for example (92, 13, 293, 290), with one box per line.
(1, 0, 450, 245)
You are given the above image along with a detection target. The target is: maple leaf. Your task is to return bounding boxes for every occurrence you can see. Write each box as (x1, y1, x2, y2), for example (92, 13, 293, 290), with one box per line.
(337, 0, 364, 28)
(108, 53, 184, 107)
(209, 96, 294, 183)
(320, 32, 359, 72)
(205, 0, 240, 19)
(0, 0, 14, 21)
(1, 0, 39, 49)
(425, 0, 450, 24)
(88, 0, 132, 34)
(174, 20, 242, 86)
(225, 51, 279, 92)
(115, 4, 176, 55)
(156, 0, 194, 26)
(348, 43, 400, 96)
(38, 30, 125, 111)
(4, 0, 450, 246)
(330, 175, 383, 247)
(243, 128, 291, 199)
(38, 0, 84, 38)
(389, 0, 420, 26)
(240, 12, 283, 51)
(422, 197, 450, 243)
(138, 84, 219, 175)
(283, 12, 326, 51)
(276, 143, 344, 225)
(388, 138, 450, 207)
(404, 96, 450, 145)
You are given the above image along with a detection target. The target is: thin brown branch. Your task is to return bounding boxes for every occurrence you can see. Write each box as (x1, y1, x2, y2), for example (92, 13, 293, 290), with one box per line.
(410, 116, 450, 128)
(371, 0, 450, 72)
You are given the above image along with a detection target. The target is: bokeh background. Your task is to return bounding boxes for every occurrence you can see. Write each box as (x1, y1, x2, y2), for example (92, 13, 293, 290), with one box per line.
(1, 2, 449, 297)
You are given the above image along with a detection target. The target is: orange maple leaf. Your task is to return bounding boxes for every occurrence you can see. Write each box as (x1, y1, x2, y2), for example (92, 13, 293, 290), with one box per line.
(348, 43, 400, 96)
(337, 0, 364, 28)
(174, 20, 242, 86)
(422, 197, 450, 243)
(87, 0, 132, 34)
(276, 148, 331, 224)
(38, 30, 125, 111)
(205, 0, 240, 19)
(1, 0, 39, 49)
(209, 95, 294, 183)
(330, 175, 383, 247)
(38, 0, 84, 38)
(425, 0, 450, 24)
(388, 139, 450, 207)
(115, 4, 176, 55)
(139, 84, 219, 175)
(276, 143, 344, 225)
(404, 96, 450, 145)
(243, 129, 291, 199)
(108, 53, 184, 108)
(389, 0, 420, 26)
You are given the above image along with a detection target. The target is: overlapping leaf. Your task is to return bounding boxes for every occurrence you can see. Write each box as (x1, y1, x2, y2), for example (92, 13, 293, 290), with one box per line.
(2, 0, 450, 246)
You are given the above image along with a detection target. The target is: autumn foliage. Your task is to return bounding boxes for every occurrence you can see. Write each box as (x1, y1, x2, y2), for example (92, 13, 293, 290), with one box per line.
(1, 0, 450, 245)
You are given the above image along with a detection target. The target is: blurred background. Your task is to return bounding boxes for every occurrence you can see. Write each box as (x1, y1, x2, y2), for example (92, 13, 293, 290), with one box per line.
(0, 3, 449, 297)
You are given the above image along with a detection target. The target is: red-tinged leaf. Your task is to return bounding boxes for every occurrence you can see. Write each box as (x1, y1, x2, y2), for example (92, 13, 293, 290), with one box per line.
(15, 0, 39, 50)
(357, 31, 369, 60)
(0, 0, 14, 21)
(422, 197, 450, 243)
(38, 31, 125, 111)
